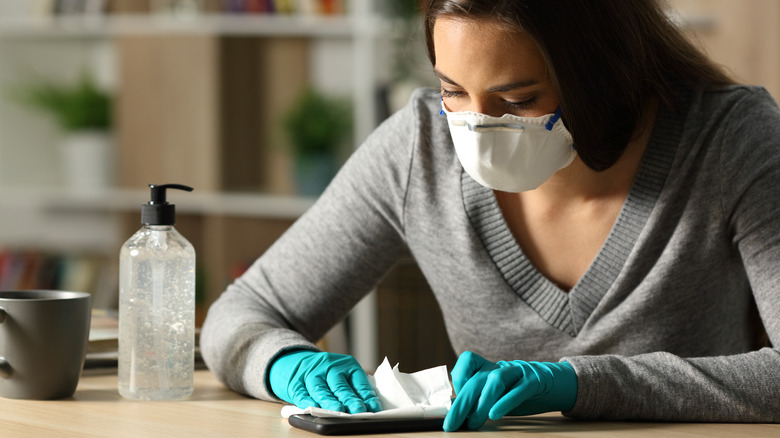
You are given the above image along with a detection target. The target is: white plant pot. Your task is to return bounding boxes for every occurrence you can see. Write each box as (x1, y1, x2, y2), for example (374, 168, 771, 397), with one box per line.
(60, 130, 114, 190)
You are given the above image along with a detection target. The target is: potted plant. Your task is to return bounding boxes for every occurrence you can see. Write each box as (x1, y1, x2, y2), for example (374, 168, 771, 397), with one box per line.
(282, 88, 352, 196)
(10, 70, 114, 189)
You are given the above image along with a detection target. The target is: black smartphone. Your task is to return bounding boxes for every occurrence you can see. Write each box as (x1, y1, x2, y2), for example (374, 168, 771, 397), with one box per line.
(288, 414, 445, 435)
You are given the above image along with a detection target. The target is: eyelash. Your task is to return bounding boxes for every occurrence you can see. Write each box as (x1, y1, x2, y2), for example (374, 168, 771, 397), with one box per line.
(440, 88, 462, 99)
(440, 88, 539, 110)
(504, 96, 538, 110)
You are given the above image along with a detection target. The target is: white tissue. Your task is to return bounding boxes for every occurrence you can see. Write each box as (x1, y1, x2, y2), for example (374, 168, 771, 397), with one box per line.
(280, 357, 452, 419)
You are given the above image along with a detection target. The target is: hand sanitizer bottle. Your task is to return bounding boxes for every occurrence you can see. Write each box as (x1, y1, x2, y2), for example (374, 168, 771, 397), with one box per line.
(119, 183, 195, 400)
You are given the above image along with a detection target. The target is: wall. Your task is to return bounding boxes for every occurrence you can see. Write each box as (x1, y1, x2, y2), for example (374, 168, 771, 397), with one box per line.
(671, 0, 780, 98)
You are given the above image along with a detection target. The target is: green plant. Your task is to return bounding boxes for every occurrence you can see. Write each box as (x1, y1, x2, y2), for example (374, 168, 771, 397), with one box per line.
(10, 71, 112, 131)
(282, 88, 352, 158)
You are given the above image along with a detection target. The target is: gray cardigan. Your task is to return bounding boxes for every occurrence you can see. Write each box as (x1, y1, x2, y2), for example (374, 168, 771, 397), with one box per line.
(201, 85, 780, 422)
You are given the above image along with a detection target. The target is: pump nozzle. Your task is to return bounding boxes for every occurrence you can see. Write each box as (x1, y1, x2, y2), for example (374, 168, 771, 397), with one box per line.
(142, 183, 194, 225)
(149, 184, 193, 204)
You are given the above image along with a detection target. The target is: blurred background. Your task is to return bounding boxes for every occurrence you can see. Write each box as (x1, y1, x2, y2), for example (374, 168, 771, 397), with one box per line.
(0, 0, 777, 372)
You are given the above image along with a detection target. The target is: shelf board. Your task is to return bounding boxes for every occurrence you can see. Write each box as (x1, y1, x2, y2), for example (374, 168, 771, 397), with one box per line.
(0, 14, 392, 39)
(0, 187, 315, 220)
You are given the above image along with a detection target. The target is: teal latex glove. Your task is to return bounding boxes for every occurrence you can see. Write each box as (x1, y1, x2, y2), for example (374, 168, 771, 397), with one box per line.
(443, 351, 577, 431)
(268, 350, 382, 414)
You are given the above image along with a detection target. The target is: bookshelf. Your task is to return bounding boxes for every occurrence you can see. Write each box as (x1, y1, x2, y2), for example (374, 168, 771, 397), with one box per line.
(0, 1, 410, 367)
(0, 0, 445, 371)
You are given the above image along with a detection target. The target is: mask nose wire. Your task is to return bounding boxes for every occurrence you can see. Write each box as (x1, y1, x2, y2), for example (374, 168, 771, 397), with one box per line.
(442, 96, 566, 135)
(468, 123, 525, 133)
(442, 97, 563, 129)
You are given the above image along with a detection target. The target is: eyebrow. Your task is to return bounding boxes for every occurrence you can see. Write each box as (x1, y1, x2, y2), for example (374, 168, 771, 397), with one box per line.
(433, 68, 541, 92)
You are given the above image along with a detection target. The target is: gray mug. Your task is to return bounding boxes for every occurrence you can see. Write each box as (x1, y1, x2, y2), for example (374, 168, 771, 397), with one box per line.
(0, 290, 92, 399)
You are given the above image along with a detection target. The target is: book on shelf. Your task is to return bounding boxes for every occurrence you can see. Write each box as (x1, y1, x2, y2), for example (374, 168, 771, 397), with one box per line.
(29, 0, 348, 17)
(0, 248, 116, 308)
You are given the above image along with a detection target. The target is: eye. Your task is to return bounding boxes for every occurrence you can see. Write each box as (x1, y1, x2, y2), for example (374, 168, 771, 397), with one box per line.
(440, 87, 465, 99)
(503, 95, 539, 110)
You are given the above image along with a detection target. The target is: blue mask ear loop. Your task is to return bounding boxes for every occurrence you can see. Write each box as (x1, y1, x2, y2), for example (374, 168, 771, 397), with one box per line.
(545, 107, 563, 131)
(545, 107, 576, 151)
(439, 97, 446, 116)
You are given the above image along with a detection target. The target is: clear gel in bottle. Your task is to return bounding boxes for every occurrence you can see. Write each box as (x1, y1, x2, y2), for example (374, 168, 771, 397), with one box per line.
(119, 183, 195, 400)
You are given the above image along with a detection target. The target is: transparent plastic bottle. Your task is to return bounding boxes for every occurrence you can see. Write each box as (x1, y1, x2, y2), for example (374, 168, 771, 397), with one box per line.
(118, 184, 195, 400)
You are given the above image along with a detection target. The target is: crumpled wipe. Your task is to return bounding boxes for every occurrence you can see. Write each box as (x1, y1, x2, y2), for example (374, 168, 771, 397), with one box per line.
(280, 357, 452, 419)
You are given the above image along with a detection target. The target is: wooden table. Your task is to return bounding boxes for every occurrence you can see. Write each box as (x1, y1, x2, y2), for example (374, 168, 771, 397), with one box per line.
(1, 370, 778, 437)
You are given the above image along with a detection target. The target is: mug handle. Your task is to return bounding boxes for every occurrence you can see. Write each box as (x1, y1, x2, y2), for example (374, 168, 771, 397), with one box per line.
(0, 307, 9, 378)
(0, 357, 10, 379)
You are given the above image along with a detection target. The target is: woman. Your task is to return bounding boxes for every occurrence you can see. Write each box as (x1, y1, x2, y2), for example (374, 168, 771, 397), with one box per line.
(201, 0, 780, 430)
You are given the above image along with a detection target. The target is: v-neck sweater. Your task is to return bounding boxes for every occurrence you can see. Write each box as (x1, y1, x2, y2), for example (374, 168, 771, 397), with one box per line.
(463, 90, 682, 338)
(201, 86, 780, 422)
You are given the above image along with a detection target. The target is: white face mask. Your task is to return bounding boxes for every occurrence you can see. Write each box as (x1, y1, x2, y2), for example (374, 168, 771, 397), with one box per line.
(442, 102, 576, 192)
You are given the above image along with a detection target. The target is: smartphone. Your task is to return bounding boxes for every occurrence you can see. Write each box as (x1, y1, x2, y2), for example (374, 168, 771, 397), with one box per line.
(288, 414, 445, 435)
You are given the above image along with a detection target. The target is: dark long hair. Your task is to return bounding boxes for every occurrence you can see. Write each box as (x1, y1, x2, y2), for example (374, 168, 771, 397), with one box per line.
(422, 0, 734, 171)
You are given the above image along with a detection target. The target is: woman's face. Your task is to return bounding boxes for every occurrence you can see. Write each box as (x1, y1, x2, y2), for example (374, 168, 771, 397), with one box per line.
(433, 17, 559, 118)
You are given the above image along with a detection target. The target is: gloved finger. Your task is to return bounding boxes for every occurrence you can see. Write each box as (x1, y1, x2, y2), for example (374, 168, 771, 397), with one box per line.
(501, 397, 550, 417)
(489, 377, 540, 420)
(306, 374, 346, 412)
(327, 371, 368, 414)
(451, 351, 491, 394)
(287, 376, 318, 409)
(348, 368, 382, 412)
(443, 369, 489, 432)
(469, 366, 524, 429)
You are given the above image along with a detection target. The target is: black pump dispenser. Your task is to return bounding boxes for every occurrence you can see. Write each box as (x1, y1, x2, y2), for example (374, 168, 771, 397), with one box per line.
(141, 183, 194, 226)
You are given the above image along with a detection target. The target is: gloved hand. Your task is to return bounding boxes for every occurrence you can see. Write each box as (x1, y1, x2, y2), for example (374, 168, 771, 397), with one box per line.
(268, 350, 382, 414)
(443, 351, 577, 431)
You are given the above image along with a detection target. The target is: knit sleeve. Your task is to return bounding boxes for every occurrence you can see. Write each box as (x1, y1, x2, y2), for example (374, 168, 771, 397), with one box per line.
(199, 89, 430, 401)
